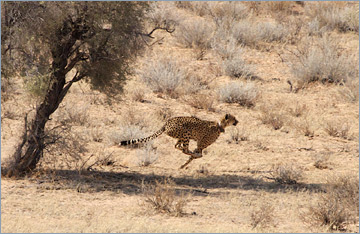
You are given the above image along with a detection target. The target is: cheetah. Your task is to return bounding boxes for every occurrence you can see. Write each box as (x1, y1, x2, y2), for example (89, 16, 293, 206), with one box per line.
(120, 114, 238, 169)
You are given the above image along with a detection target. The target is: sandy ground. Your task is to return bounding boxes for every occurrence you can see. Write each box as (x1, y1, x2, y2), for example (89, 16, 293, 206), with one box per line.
(1, 2, 359, 233)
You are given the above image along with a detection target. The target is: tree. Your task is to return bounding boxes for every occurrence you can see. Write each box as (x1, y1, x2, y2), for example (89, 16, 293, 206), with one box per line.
(1, 2, 158, 176)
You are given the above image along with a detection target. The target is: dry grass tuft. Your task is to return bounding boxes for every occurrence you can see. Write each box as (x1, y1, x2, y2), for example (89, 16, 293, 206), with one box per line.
(306, 2, 359, 34)
(108, 125, 147, 148)
(219, 81, 258, 108)
(313, 153, 330, 170)
(259, 107, 284, 130)
(187, 92, 215, 112)
(136, 143, 158, 167)
(176, 18, 215, 53)
(304, 175, 359, 231)
(268, 163, 303, 185)
(226, 127, 248, 144)
(324, 122, 351, 140)
(289, 35, 359, 88)
(250, 202, 275, 229)
(142, 178, 189, 217)
(137, 52, 189, 98)
(287, 103, 308, 118)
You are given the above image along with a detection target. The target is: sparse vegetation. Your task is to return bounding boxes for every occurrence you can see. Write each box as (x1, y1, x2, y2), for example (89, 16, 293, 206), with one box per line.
(219, 81, 258, 107)
(142, 179, 189, 217)
(137, 52, 189, 98)
(289, 35, 359, 88)
(259, 107, 284, 130)
(1, 1, 358, 233)
(306, 2, 359, 34)
(176, 18, 215, 51)
(268, 163, 303, 185)
(250, 202, 275, 229)
(187, 92, 215, 112)
(304, 175, 359, 231)
(108, 125, 147, 148)
(136, 143, 158, 167)
(324, 121, 351, 140)
(226, 127, 248, 144)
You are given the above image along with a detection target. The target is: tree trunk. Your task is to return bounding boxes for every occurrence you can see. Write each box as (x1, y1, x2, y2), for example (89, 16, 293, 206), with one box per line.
(5, 22, 79, 177)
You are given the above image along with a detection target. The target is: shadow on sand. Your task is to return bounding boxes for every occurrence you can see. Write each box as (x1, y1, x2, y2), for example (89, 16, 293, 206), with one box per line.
(34, 168, 325, 196)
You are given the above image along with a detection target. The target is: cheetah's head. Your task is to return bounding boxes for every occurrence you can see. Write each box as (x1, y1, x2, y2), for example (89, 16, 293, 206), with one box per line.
(222, 114, 238, 127)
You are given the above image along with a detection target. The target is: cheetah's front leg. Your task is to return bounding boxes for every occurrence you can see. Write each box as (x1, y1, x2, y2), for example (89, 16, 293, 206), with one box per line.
(179, 150, 202, 169)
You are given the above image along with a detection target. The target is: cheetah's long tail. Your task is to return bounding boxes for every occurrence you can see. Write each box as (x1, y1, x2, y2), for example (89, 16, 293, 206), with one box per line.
(120, 126, 165, 146)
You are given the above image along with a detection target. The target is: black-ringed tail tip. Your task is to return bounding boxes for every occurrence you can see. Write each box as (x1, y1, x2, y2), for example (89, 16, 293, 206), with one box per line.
(118, 114, 238, 169)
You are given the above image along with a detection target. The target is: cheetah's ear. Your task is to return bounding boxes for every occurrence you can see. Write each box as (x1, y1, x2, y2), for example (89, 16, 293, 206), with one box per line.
(225, 114, 229, 119)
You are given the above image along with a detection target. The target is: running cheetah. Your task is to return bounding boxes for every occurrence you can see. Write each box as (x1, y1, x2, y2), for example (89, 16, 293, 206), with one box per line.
(120, 114, 238, 169)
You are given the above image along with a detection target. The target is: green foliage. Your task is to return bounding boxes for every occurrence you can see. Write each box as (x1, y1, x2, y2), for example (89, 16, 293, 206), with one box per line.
(2, 2, 149, 96)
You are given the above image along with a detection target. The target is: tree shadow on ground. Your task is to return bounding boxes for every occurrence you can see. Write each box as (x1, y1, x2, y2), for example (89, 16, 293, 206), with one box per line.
(32, 168, 325, 197)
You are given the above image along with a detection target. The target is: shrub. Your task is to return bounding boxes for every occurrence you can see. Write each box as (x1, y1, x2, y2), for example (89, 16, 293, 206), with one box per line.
(187, 92, 215, 112)
(62, 104, 89, 126)
(304, 175, 359, 231)
(250, 203, 275, 228)
(226, 127, 248, 144)
(208, 2, 249, 29)
(222, 50, 256, 79)
(142, 178, 189, 216)
(258, 107, 284, 130)
(108, 124, 147, 148)
(218, 81, 258, 107)
(176, 18, 215, 50)
(337, 79, 359, 103)
(324, 122, 351, 140)
(313, 153, 330, 169)
(232, 21, 289, 47)
(306, 2, 359, 33)
(136, 143, 158, 167)
(268, 163, 303, 185)
(287, 103, 308, 118)
(137, 52, 188, 98)
(290, 35, 359, 87)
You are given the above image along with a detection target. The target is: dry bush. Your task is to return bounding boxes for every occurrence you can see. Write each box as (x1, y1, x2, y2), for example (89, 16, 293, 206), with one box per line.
(324, 121, 351, 140)
(268, 163, 303, 185)
(142, 178, 189, 217)
(176, 18, 215, 51)
(313, 153, 330, 170)
(129, 86, 147, 103)
(38, 125, 89, 171)
(218, 81, 258, 108)
(337, 79, 359, 103)
(223, 54, 256, 80)
(136, 143, 158, 167)
(258, 107, 284, 130)
(175, 1, 210, 17)
(232, 20, 289, 48)
(187, 92, 215, 112)
(208, 2, 249, 29)
(289, 35, 359, 88)
(146, 2, 180, 33)
(211, 36, 238, 60)
(108, 125, 147, 148)
(59, 104, 89, 126)
(295, 118, 315, 137)
(137, 52, 189, 98)
(226, 127, 248, 144)
(250, 202, 275, 229)
(306, 2, 359, 34)
(156, 107, 173, 122)
(304, 175, 359, 231)
(87, 126, 103, 143)
(287, 103, 308, 118)
(264, 1, 295, 14)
